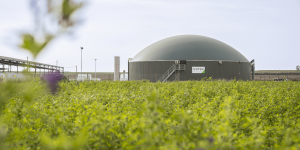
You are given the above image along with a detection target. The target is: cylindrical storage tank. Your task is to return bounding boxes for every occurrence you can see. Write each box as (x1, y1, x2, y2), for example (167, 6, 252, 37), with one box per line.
(129, 35, 251, 82)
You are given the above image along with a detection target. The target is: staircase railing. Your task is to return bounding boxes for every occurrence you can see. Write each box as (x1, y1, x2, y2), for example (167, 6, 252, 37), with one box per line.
(158, 64, 185, 82)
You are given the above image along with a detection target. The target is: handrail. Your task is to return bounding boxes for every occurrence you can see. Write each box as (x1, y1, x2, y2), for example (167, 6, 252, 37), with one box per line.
(158, 64, 185, 82)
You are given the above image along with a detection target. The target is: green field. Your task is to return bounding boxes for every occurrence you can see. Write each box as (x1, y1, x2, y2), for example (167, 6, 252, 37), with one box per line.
(1, 80, 300, 149)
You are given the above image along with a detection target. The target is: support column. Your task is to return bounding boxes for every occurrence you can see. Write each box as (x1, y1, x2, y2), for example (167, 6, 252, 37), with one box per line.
(123, 70, 125, 80)
(114, 56, 120, 81)
(178, 70, 180, 81)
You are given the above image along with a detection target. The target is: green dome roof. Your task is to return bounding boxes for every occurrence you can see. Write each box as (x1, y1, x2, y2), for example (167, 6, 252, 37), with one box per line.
(132, 35, 248, 62)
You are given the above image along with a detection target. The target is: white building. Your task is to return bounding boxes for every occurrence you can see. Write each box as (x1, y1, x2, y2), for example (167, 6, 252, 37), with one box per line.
(93, 78, 101, 81)
(120, 74, 128, 81)
(77, 74, 92, 81)
(0, 72, 27, 81)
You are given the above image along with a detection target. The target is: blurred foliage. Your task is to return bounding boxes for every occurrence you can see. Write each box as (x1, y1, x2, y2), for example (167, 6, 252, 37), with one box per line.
(0, 79, 47, 112)
(0, 79, 48, 148)
(61, 0, 83, 27)
(0, 80, 300, 149)
(20, 34, 53, 58)
(19, 0, 84, 58)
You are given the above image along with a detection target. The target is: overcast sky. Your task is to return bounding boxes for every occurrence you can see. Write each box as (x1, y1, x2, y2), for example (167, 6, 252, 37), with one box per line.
(0, 0, 300, 72)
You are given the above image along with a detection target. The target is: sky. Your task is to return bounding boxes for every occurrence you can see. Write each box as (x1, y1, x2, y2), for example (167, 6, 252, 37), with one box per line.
(0, 0, 300, 72)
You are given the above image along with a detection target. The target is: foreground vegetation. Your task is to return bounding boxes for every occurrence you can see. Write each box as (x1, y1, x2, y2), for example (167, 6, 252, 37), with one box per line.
(0, 80, 300, 150)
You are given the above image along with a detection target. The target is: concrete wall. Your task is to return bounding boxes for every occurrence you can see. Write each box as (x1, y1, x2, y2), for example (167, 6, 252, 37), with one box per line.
(255, 74, 300, 81)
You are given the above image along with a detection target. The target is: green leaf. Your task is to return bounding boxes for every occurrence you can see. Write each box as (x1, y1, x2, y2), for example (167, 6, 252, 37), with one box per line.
(19, 34, 54, 58)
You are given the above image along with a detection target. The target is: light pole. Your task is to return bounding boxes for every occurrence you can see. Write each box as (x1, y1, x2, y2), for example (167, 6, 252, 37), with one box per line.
(95, 59, 97, 81)
(80, 47, 83, 81)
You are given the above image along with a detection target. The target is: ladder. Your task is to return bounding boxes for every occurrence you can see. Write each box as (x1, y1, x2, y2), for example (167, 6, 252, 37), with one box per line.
(158, 64, 185, 82)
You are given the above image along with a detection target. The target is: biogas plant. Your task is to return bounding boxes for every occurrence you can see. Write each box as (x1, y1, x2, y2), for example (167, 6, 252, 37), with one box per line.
(128, 35, 255, 82)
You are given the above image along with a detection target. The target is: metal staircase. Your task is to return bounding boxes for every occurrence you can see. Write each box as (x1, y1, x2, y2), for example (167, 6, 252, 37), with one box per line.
(158, 64, 185, 82)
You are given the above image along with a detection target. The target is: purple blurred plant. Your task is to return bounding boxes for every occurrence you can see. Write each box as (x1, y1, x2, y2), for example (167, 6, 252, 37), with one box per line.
(42, 70, 63, 94)
(208, 137, 214, 143)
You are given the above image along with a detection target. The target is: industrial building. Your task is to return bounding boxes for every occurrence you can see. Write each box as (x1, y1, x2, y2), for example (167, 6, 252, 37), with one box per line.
(128, 35, 254, 82)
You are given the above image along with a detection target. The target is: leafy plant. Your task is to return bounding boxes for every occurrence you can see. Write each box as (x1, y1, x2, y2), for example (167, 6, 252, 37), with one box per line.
(1, 80, 300, 149)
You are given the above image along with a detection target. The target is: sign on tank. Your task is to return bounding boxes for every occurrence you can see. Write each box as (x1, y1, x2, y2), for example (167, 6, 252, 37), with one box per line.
(192, 67, 205, 73)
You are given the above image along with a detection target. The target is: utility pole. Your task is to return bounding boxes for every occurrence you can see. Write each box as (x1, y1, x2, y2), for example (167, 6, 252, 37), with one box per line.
(81, 47, 83, 81)
(95, 59, 97, 81)
(76, 65, 77, 80)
